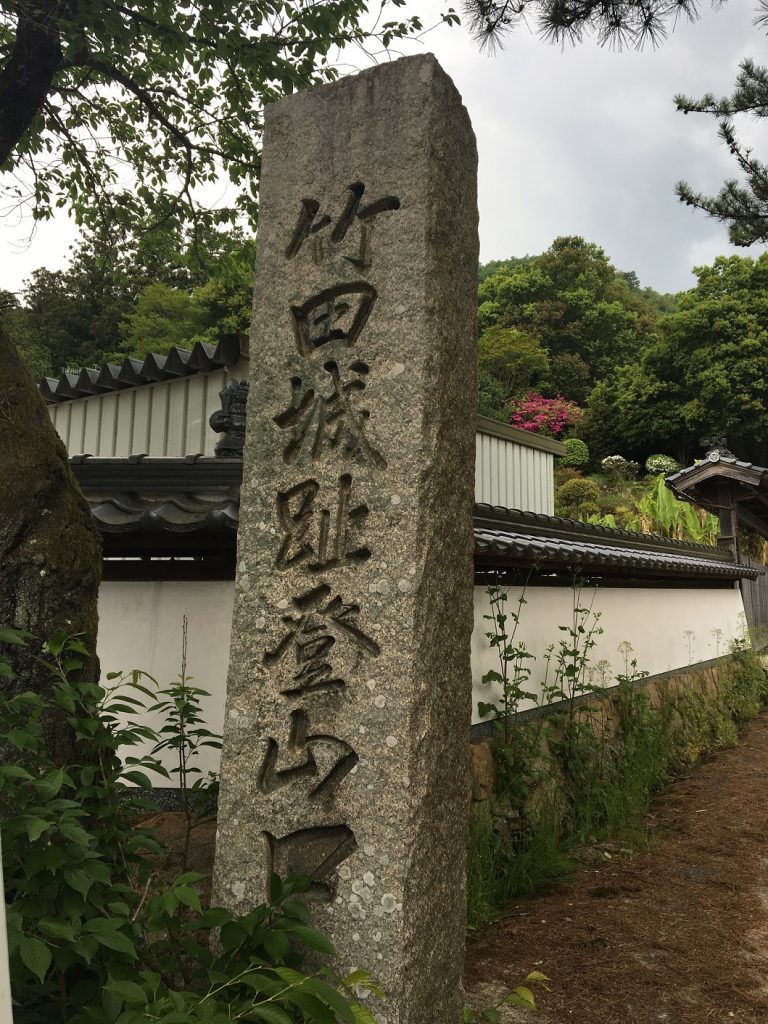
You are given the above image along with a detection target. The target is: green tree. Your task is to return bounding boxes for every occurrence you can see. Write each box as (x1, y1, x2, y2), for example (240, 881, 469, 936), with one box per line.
(0, 2, 450, 236)
(463, 0, 698, 49)
(120, 283, 210, 358)
(582, 253, 768, 464)
(544, 352, 591, 404)
(10, 224, 257, 373)
(478, 325, 549, 398)
(676, 58, 768, 246)
(478, 236, 658, 380)
(0, 288, 49, 379)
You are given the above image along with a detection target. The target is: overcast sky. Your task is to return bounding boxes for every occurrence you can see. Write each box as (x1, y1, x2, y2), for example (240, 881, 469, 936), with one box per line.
(1, 1, 765, 294)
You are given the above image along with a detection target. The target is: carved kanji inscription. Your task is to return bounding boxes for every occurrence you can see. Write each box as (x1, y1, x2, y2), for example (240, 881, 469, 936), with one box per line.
(290, 283, 376, 355)
(275, 475, 370, 572)
(264, 825, 357, 900)
(273, 360, 386, 468)
(263, 584, 380, 696)
(258, 709, 358, 800)
(285, 182, 401, 266)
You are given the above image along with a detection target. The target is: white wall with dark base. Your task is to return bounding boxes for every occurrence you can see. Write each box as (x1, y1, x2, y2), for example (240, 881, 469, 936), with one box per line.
(98, 579, 748, 782)
(97, 580, 234, 780)
(471, 584, 748, 724)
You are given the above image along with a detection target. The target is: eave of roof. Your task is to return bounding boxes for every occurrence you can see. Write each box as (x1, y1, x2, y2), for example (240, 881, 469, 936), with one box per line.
(666, 453, 768, 543)
(473, 504, 759, 581)
(666, 455, 767, 502)
(72, 459, 760, 580)
(39, 337, 242, 403)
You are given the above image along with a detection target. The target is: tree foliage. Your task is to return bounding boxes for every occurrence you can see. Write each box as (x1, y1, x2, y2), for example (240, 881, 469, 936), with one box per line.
(478, 236, 658, 383)
(478, 325, 549, 397)
(5, 224, 254, 374)
(462, 0, 698, 50)
(676, 56, 768, 246)
(581, 253, 768, 463)
(0, 1, 451, 236)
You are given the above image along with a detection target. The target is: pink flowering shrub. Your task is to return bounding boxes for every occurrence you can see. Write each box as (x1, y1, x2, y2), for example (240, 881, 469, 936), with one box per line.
(508, 392, 582, 439)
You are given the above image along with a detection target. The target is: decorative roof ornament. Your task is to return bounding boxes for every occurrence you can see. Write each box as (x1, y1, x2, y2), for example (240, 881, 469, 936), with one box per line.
(210, 379, 249, 458)
(702, 437, 737, 463)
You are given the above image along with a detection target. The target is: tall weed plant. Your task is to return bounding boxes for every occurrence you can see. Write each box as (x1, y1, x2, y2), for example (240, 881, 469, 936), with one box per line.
(469, 584, 768, 928)
(0, 628, 380, 1024)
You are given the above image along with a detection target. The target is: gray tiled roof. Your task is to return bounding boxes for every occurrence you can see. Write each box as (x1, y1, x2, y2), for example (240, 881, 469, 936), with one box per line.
(90, 493, 240, 534)
(71, 458, 760, 581)
(39, 337, 241, 403)
(475, 527, 755, 578)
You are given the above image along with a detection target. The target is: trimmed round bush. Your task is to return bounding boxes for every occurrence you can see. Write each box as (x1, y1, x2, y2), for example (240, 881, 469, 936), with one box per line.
(555, 477, 601, 519)
(601, 454, 640, 480)
(645, 454, 680, 476)
(559, 438, 590, 468)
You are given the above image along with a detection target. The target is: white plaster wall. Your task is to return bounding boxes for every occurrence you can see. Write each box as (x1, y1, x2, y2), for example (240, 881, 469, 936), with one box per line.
(471, 585, 748, 723)
(98, 579, 748, 783)
(97, 581, 234, 780)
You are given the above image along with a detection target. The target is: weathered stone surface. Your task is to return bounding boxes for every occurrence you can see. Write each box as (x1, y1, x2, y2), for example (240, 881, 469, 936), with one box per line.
(212, 54, 478, 1023)
(470, 740, 496, 801)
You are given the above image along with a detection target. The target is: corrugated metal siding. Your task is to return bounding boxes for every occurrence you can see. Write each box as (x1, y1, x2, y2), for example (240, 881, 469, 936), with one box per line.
(51, 378, 556, 515)
(48, 370, 228, 457)
(475, 432, 554, 515)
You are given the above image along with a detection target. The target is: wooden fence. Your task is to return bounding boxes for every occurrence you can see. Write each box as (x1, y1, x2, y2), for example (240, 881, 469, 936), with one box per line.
(740, 558, 768, 649)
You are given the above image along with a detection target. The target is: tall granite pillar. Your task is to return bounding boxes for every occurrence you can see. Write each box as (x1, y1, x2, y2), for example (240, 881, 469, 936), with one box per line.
(213, 54, 478, 1023)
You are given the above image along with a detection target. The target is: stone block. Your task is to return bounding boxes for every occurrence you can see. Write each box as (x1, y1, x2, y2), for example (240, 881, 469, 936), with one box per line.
(212, 53, 478, 1024)
(469, 740, 496, 801)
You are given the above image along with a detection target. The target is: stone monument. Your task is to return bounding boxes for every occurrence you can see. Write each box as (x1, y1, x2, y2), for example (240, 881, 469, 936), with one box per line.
(213, 53, 478, 1023)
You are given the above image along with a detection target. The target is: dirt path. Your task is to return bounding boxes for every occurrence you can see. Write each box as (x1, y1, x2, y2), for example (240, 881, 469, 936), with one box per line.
(465, 713, 768, 1024)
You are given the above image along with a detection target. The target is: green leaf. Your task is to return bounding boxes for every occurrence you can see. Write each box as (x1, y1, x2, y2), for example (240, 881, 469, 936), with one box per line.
(120, 770, 153, 788)
(349, 1003, 379, 1024)
(60, 823, 92, 846)
(273, 986, 332, 1023)
(174, 872, 206, 885)
(263, 927, 290, 962)
(38, 919, 76, 941)
(281, 899, 311, 922)
(184, 906, 232, 930)
(7, 728, 37, 750)
(105, 978, 148, 1004)
(504, 986, 536, 1010)
(249, 1006, 293, 1024)
(281, 922, 336, 956)
(219, 920, 245, 952)
(268, 872, 283, 903)
(18, 816, 51, 841)
(174, 885, 201, 912)
(83, 922, 137, 958)
(0, 629, 28, 645)
(35, 767, 67, 800)
(291, 976, 355, 1023)
(19, 936, 52, 982)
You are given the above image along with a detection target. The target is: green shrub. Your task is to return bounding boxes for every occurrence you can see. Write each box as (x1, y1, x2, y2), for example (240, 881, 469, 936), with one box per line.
(559, 438, 590, 469)
(645, 454, 680, 476)
(0, 630, 379, 1024)
(554, 466, 582, 488)
(555, 477, 600, 519)
(466, 585, 768, 929)
(601, 454, 640, 480)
